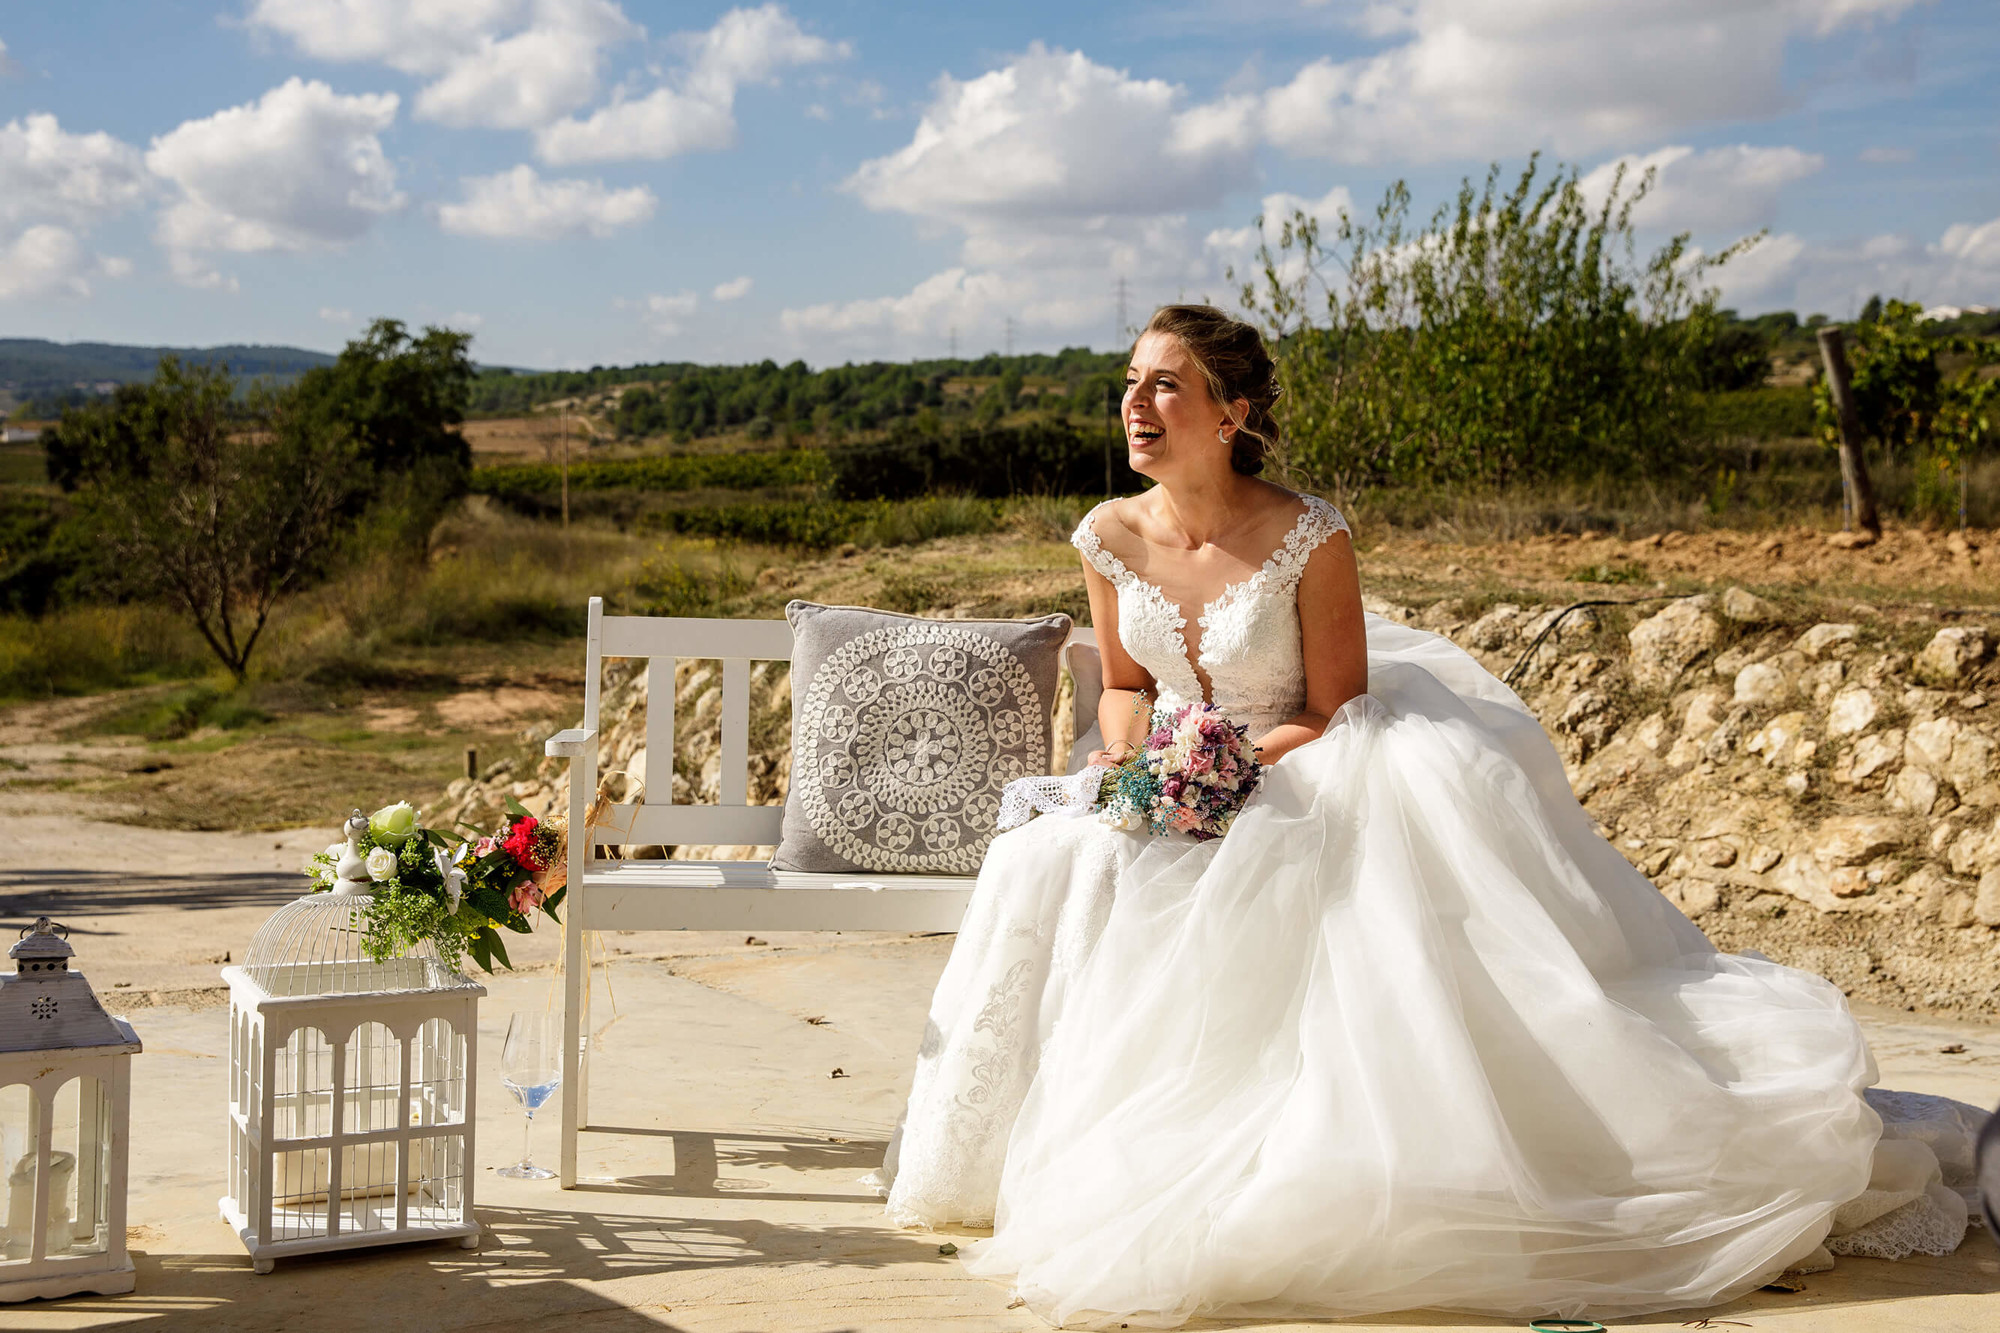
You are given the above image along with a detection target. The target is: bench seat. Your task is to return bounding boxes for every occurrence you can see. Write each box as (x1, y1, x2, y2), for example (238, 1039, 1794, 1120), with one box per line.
(572, 860, 977, 933)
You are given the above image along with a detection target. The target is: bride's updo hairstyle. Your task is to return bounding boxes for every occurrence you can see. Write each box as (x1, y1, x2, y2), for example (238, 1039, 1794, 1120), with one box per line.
(1141, 304, 1282, 476)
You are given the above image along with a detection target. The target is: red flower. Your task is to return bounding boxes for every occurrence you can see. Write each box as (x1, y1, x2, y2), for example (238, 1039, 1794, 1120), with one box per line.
(500, 816, 547, 874)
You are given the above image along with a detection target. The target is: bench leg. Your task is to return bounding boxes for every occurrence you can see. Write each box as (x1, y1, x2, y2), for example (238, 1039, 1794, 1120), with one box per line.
(560, 910, 584, 1188)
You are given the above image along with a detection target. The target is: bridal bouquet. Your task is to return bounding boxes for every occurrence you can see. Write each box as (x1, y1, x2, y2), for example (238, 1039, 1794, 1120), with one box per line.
(303, 798, 566, 973)
(1097, 702, 1262, 841)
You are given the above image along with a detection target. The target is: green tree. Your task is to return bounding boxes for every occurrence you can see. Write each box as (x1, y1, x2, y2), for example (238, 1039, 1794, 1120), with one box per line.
(287, 319, 474, 552)
(1235, 156, 1751, 492)
(41, 359, 359, 682)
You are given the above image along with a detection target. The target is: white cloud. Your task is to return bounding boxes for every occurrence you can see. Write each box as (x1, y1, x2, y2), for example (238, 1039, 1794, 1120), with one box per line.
(0, 113, 149, 301)
(0, 225, 93, 300)
(1578, 144, 1824, 233)
(787, 46, 1261, 355)
(247, 0, 641, 131)
(1859, 146, 1914, 164)
(536, 4, 845, 163)
(318, 305, 354, 323)
(712, 275, 753, 301)
(1261, 0, 1925, 164)
(625, 290, 699, 335)
(1706, 214, 2000, 315)
(443, 310, 486, 331)
(437, 164, 654, 239)
(147, 78, 404, 284)
(848, 44, 1254, 225)
(0, 113, 150, 229)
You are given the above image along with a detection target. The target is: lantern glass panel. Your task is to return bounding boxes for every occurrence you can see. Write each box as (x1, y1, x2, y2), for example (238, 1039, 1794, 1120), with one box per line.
(0, 1082, 33, 1262)
(274, 1027, 335, 1140)
(45, 1076, 109, 1258)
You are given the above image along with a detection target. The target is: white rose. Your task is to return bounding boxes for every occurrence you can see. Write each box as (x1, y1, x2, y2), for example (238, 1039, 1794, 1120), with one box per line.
(365, 847, 398, 882)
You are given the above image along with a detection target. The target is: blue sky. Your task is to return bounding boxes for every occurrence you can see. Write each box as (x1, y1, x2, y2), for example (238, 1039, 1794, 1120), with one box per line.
(2, 1, 1996, 370)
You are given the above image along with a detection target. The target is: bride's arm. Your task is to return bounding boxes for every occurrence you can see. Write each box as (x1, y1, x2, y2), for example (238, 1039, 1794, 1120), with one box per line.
(1080, 556, 1157, 767)
(1252, 530, 1368, 765)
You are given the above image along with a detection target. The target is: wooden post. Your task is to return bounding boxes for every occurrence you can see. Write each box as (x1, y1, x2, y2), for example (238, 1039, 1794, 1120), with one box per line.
(560, 405, 570, 530)
(1816, 326, 1881, 538)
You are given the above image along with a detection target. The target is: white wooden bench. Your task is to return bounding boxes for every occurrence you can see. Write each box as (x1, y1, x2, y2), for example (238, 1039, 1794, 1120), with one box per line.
(541, 596, 1099, 1187)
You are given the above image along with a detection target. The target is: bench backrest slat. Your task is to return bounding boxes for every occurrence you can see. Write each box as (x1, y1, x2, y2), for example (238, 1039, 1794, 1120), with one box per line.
(581, 597, 1096, 851)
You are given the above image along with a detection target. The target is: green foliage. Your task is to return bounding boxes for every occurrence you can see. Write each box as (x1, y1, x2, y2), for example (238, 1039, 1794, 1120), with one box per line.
(1813, 299, 2000, 525)
(1238, 156, 1749, 491)
(641, 495, 1011, 550)
(471, 348, 1127, 435)
(88, 682, 269, 740)
(630, 547, 759, 616)
(827, 415, 1137, 499)
(41, 359, 360, 681)
(470, 448, 828, 508)
(1696, 386, 1815, 441)
(0, 602, 213, 700)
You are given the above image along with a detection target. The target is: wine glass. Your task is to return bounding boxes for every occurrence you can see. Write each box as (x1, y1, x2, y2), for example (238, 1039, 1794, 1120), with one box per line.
(497, 1012, 562, 1180)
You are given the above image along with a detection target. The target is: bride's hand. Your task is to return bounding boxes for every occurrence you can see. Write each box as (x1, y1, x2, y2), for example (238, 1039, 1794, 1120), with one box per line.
(1086, 741, 1137, 769)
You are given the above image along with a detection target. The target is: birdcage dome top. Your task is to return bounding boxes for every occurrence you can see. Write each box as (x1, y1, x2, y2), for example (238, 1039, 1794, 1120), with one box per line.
(238, 892, 481, 999)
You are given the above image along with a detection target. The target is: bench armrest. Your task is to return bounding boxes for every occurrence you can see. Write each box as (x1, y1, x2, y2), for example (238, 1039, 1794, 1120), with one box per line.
(545, 727, 598, 759)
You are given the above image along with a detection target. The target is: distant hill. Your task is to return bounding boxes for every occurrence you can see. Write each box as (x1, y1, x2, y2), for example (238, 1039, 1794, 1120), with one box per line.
(0, 338, 338, 403)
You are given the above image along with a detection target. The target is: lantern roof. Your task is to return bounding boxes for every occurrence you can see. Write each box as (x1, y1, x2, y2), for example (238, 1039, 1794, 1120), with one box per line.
(0, 918, 142, 1055)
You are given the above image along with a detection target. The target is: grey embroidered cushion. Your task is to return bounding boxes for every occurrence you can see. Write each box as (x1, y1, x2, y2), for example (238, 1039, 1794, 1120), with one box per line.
(775, 602, 1071, 875)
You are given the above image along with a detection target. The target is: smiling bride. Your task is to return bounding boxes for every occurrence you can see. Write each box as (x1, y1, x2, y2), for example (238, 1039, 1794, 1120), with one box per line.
(873, 304, 1983, 1329)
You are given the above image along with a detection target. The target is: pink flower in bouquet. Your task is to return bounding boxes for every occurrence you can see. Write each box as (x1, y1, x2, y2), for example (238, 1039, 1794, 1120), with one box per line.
(474, 835, 498, 857)
(508, 881, 545, 915)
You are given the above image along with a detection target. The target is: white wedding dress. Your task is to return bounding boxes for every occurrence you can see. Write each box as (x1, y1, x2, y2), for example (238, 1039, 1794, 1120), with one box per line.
(877, 494, 1985, 1329)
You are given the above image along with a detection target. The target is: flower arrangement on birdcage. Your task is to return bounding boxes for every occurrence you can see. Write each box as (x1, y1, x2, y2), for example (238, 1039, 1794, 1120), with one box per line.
(302, 799, 565, 973)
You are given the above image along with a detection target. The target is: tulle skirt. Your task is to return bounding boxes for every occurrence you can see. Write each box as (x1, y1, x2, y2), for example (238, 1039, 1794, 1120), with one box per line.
(880, 616, 1977, 1328)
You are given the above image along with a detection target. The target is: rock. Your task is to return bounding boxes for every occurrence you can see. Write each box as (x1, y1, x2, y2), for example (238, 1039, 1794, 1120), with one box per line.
(1772, 854, 1867, 909)
(1556, 690, 1620, 759)
(1362, 596, 1415, 623)
(1797, 623, 1860, 659)
(1944, 726, 1996, 795)
(1942, 891, 1977, 929)
(1697, 839, 1738, 868)
(1784, 771, 1812, 797)
(1849, 729, 1904, 783)
(1800, 659, 1847, 705)
(1630, 712, 1670, 751)
(1721, 586, 1780, 623)
(1746, 711, 1809, 766)
(1672, 879, 1722, 917)
(1889, 767, 1942, 816)
(1825, 687, 1880, 737)
(1793, 946, 1876, 992)
(1948, 821, 1999, 877)
(1977, 868, 2000, 927)
(1748, 844, 1782, 873)
(1813, 814, 1906, 867)
(1683, 689, 1730, 738)
(1733, 661, 1791, 706)
(1914, 627, 1989, 685)
(1629, 598, 1720, 692)
(1466, 603, 1528, 651)
(1827, 529, 1878, 549)
(1904, 716, 1961, 773)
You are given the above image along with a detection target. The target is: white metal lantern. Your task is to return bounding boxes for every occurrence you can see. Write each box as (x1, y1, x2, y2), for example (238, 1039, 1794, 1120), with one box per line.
(0, 918, 140, 1303)
(220, 874, 485, 1274)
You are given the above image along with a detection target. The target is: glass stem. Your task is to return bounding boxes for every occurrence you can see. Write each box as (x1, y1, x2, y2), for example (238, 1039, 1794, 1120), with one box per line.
(522, 1109, 534, 1168)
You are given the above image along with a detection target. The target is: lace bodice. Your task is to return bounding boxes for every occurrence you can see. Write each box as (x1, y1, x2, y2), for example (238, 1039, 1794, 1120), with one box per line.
(1071, 493, 1349, 737)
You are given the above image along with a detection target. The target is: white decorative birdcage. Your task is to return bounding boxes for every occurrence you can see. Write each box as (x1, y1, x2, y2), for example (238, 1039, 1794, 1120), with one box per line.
(220, 881, 485, 1274)
(0, 919, 140, 1302)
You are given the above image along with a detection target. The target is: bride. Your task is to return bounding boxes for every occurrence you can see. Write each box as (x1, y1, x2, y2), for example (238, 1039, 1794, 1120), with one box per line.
(875, 305, 1983, 1328)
